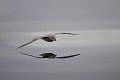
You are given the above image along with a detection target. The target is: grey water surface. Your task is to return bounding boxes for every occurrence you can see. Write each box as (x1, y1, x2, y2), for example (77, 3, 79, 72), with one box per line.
(0, 0, 120, 80)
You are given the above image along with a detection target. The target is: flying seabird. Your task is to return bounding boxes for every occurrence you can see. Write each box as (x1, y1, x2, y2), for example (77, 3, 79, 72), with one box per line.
(17, 33, 79, 49)
(18, 52, 80, 59)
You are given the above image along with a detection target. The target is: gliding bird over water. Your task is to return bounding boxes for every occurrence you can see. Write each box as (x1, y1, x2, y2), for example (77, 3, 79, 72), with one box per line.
(17, 33, 79, 49)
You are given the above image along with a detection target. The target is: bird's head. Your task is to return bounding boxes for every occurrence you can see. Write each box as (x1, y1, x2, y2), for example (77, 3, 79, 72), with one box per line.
(46, 34, 56, 41)
(50, 36, 56, 41)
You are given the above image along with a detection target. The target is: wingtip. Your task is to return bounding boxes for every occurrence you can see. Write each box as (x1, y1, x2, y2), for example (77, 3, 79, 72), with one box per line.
(75, 54, 80, 56)
(54, 33, 79, 35)
(67, 33, 79, 35)
(67, 33, 80, 35)
(16, 46, 21, 49)
(16, 47, 19, 49)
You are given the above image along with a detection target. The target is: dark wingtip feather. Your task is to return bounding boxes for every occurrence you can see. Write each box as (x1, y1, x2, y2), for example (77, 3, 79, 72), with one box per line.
(54, 33, 79, 35)
(16, 40, 37, 49)
(17, 51, 41, 58)
(56, 54, 80, 59)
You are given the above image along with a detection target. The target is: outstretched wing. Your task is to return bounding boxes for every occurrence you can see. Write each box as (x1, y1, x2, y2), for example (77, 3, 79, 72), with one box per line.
(56, 54, 80, 59)
(54, 33, 79, 35)
(17, 37, 41, 49)
(17, 51, 41, 58)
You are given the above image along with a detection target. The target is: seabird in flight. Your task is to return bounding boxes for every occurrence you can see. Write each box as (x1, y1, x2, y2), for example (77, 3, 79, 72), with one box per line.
(17, 33, 79, 49)
(18, 52, 80, 59)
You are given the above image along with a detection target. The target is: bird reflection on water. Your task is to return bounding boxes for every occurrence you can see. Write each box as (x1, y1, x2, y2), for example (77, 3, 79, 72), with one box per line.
(17, 51, 80, 59)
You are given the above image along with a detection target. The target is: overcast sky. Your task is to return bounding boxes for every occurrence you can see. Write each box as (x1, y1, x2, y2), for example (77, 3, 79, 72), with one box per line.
(0, 0, 120, 80)
(0, 0, 120, 32)
(0, 0, 120, 21)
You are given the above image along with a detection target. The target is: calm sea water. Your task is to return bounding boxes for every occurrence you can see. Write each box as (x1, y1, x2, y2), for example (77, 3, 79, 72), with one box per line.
(0, 31, 120, 80)
(1, 0, 120, 79)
